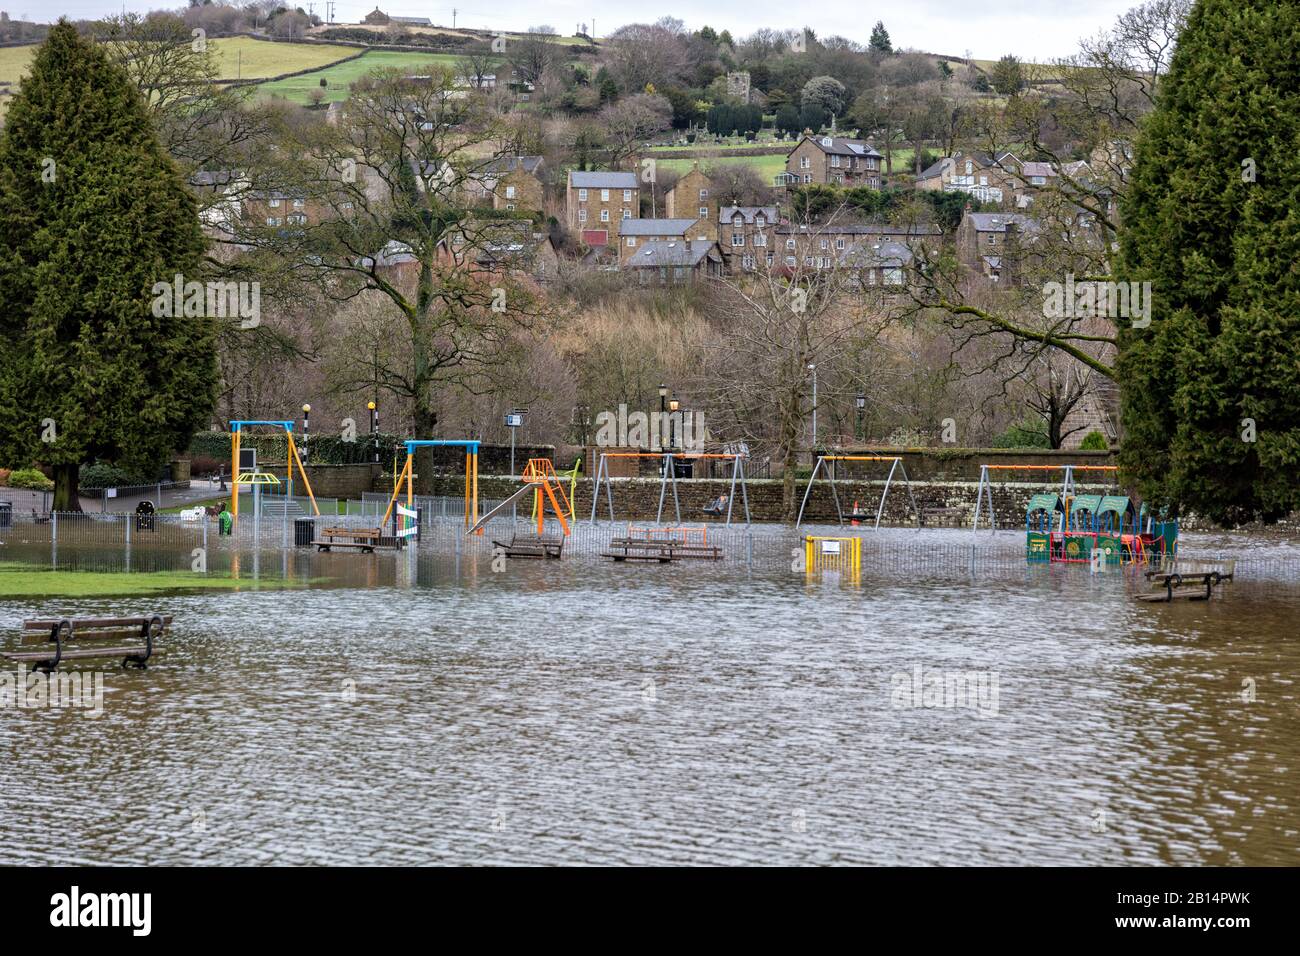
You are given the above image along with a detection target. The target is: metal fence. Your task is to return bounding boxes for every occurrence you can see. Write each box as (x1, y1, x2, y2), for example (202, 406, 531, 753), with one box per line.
(3, 507, 1298, 584)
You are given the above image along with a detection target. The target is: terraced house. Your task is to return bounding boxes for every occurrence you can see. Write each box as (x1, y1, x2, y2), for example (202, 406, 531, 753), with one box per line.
(465, 155, 545, 213)
(664, 164, 718, 242)
(618, 219, 703, 261)
(566, 170, 640, 248)
(718, 206, 778, 272)
(779, 134, 883, 188)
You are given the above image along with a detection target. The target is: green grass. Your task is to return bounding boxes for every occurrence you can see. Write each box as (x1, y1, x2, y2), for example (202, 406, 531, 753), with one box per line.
(210, 36, 357, 81)
(0, 563, 314, 598)
(658, 153, 789, 183)
(255, 50, 483, 104)
(0, 43, 35, 86)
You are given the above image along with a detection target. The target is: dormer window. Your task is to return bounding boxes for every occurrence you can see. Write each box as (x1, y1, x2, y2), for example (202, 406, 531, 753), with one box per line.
(755, 215, 765, 227)
(821, 137, 832, 147)
(965, 161, 973, 175)
(733, 215, 743, 227)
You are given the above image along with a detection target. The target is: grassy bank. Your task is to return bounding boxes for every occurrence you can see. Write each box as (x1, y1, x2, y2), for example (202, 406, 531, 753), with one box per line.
(0, 563, 312, 598)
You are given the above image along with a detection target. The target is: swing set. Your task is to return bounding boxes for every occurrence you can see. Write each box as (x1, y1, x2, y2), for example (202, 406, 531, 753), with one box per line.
(588, 451, 752, 526)
(794, 455, 920, 529)
(229, 420, 319, 528)
(381, 440, 481, 533)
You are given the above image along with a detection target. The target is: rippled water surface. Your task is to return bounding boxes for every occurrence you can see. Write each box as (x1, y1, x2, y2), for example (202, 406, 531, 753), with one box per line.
(1, 529, 1297, 865)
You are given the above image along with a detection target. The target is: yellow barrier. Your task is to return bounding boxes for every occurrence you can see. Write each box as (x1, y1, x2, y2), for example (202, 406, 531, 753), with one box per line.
(804, 536, 862, 574)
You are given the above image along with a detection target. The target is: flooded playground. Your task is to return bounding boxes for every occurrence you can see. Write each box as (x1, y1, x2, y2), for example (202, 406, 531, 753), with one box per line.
(0, 523, 1297, 866)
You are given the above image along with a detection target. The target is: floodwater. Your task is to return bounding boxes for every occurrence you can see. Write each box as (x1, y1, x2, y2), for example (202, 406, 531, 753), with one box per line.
(0, 527, 1297, 865)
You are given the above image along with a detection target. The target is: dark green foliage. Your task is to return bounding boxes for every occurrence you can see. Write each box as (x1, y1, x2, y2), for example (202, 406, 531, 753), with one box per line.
(992, 419, 1050, 449)
(798, 103, 828, 133)
(0, 21, 216, 509)
(788, 184, 981, 231)
(705, 102, 763, 136)
(1116, 0, 1300, 524)
(869, 22, 892, 54)
(774, 103, 802, 135)
(1079, 431, 1109, 451)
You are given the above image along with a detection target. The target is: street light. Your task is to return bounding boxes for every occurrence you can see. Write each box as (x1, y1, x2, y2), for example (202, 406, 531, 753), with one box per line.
(658, 383, 667, 452)
(807, 364, 817, 451)
(856, 392, 866, 442)
(668, 399, 680, 452)
(368, 400, 378, 464)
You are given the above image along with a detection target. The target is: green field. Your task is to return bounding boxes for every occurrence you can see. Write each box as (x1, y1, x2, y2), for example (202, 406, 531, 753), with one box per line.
(0, 43, 35, 86)
(658, 153, 789, 183)
(255, 49, 479, 104)
(0, 563, 312, 598)
(211, 36, 357, 81)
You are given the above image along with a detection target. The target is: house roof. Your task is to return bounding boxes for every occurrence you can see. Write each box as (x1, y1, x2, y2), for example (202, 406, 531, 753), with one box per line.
(190, 170, 243, 188)
(720, 205, 777, 224)
(569, 170, 639, 188)
(623, 240, 719, 268)
(776, 221, 941, 236)
(966, 212, 1039, 234)
(620, 218, 697, 236)
(362, 240, 417, 268)
(1020, 161, 1056, 178)
(392, 16, 431, 25)
(482, 155, 544, 176)
(841, 239, 914, 268)
(803, 134, 883, 159)
(916, 157, 951, 181)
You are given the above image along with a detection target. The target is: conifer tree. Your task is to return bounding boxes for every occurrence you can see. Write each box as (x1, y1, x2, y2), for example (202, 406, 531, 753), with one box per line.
(0, 21, 215, 510)
(1117, 0, 1300, 524)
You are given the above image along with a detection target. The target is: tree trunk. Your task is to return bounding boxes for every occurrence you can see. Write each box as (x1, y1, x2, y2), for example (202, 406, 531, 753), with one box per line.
(52, 462, 81, 513)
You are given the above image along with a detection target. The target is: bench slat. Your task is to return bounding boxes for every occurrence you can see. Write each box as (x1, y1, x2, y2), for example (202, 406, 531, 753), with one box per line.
(24, 616, 172, 631)
(4, 646, 152, 662)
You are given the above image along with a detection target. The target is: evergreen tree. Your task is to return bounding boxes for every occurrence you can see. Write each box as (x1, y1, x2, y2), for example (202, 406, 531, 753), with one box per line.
(1117, 0, 1300, 524)
(869, 21, 892, 54)
(0, 21, 214, 510)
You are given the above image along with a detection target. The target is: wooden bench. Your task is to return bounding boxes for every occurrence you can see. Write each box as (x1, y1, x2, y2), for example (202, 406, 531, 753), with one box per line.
(3, 615, 170, 673)
(1137, 568, 1233, 602)
(312, 527, 381, 553)
(492, 533, 565, 559)
(602, 537, 724, 562)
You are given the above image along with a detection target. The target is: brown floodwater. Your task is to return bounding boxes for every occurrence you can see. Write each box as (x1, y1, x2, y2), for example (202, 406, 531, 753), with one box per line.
(0, 525, 1296, 865)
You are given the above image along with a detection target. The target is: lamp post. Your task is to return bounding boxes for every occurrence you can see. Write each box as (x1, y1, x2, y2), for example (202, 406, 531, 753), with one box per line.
(668, 398, 680, 451)
(856, 392, 866, 442)
(298, 403, 311, 502)
(657, 383, 667, 453)
(807, 364, 817, 452)
(368, 401, 378, 464)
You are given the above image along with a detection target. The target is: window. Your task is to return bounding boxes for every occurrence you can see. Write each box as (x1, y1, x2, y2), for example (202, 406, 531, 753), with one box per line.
(505, 203, 516, 211)
(831, 156, 841, 167)
(786, 238, 796, 250)
(732, 234, 745, 247)
(292, 199, 305, 210)
(578, 188, 588, 201)
(885, 267, 903, 285)
(835, 238, 845, 250)
(601, 189, 610, 201)
(700, 189, 708, 199)
(600, 209, 609, 222)
(820, 239, 829, 250)
(673, 267, 686, 280)
(505, 186, 516, 199)
(623, 189, 633, 201)
(755, 215, 765, 227)
(785, 256, 796, 267)
(803, 256, 813, 266)
(802, 174, 812, 184)
(578, 209, 587, 222)
(800, 156, 811, 169)
(766, 254, 774, 266)
(742, 255, 754, 270)
(979, 175, 988, 186)
(700, 206, 708, 217)
(868, 269, 877, 285)
(287, 213, 306, 225)
(340, 201, 354, 211)
(965, 161, 973, 175)
(268, 198, 282, 208)
(626, 237, 636, 247)
(1030, 176, 1046, 185)
(622, 208, 631, 219)
(266, 216, 281, 226)
(753, 234, 766, 247)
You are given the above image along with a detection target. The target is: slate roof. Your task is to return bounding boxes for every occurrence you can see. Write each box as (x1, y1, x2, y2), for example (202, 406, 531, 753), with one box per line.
(803, 134, 884, 159)
(623, 240, 718, 268)
(720, 206, 778, 224)
(620, 218, 697, 236)
(569, 170, 639, 188)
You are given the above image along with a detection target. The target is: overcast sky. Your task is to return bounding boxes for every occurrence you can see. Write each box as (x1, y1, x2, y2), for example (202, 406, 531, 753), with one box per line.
(29, 1, 1137, 61)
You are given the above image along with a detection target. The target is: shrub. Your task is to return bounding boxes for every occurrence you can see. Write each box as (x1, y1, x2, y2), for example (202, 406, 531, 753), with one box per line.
(79, 462, 146, 489)
(992, 419, 1051, 449)
(9, 467, 54, 490)
(1079, 430, 1109, 451)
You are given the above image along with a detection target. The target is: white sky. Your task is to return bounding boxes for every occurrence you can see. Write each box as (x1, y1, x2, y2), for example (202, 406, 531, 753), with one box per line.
(24, 1, 1137, 61)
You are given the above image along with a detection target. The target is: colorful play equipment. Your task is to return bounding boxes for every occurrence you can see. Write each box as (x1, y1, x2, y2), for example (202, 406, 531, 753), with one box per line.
(468, 458, 572, 536)
(534, 457, 581, 526)
(589, 451, 752, 526)
(987, 464, 1178, 565)
(804, 535, 863, 575)
(382, 439, 481, 534)
(794, 455, 920, 529)
(229, 420, 319, 528)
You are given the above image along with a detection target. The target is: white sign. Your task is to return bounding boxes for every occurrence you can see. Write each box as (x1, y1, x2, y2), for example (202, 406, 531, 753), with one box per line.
(396, 504, 419, 538)
(505, 413, 524, 428)
(821, 540, 841, 555)
(106, 488, 118, 499)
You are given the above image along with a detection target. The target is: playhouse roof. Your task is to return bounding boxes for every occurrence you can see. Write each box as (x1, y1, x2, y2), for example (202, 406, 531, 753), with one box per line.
(1070, 494, 1103, 514)
(1026, 493, 1063, 514)
(1097, 495, 1134, 518)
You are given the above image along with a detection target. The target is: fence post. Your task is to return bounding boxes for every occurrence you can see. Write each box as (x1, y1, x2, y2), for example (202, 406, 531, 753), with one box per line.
(51, 510, 57, 569)
(125, 512, 131, 572)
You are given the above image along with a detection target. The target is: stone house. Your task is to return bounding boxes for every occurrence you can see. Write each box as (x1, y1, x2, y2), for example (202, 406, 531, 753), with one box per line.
(617, 218, 702, 261)
(664, 164, 717, 242)
(621, 239, 724, 284)
(779, 133, 883, 188)
(718, 206, 778, 272)
(566, 170, 640, 247)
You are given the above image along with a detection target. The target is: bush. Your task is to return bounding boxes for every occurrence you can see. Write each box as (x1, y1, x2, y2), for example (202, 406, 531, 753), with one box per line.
(1079, 430, 1109, 450)
(992, 419, 1051, 449)
(79, 462, 147, 489)
(8, 467, 54, 490)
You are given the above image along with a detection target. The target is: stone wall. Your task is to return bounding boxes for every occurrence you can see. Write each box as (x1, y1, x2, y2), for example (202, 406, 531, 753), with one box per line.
(422, 474, 1115, 527)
